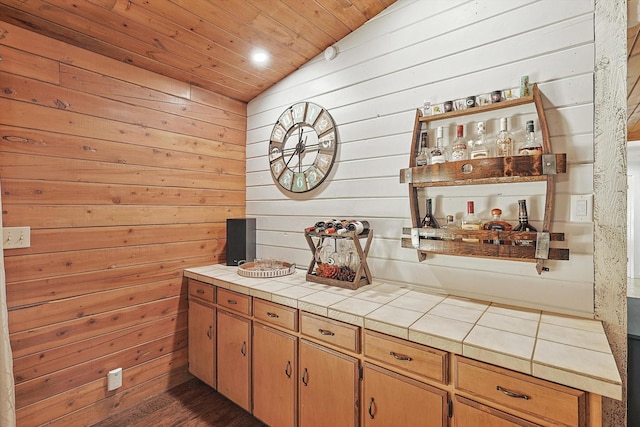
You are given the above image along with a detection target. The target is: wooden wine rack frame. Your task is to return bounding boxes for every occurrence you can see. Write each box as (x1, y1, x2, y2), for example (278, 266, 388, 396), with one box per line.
(304, 229, 373, 289)
(399, 83, 569, 274)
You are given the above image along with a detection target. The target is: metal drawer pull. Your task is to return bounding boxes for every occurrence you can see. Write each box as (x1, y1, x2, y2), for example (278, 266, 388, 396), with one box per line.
(196, 289, 205, 294)
(302, 368, 309, 386)
(267, 312, 280, 318)
(285, 360, 292, 378)
(390, 351, 412, 361)
(227, 299, 237, 305)
(241, 341, 247, 357)
(318, 328, 335, 336)
(368, 397, 376, 419)
(497, 385, 530, 400)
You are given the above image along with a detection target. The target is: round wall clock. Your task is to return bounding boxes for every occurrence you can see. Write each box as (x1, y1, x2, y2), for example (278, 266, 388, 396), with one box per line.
(268, 102, 337, 193)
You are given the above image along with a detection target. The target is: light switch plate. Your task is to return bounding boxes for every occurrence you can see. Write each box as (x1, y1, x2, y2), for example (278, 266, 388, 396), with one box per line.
(570, 195, 593, 222)
(3, 226, 31, 249)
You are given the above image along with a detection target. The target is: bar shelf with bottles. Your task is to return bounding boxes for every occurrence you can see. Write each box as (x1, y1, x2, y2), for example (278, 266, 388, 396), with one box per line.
(304, 220, 373, 290)
(400, 83, 569, 274)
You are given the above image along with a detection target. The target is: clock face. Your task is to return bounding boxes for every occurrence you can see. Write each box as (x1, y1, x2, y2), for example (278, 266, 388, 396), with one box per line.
(269, 102, 337, 193)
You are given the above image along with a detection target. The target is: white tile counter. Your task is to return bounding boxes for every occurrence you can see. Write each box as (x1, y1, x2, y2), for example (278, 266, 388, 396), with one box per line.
(184, 264, 622, 400)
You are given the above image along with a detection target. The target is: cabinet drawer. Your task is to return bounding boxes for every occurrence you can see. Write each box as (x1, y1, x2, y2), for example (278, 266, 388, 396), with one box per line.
(189, 279, 215, 303)
(455, 357, 586, 427)
(253, 298, 298, 331)
(364, 329, 447, 384)
(217, 288, 251, 315)
(300, 312, 360, 353)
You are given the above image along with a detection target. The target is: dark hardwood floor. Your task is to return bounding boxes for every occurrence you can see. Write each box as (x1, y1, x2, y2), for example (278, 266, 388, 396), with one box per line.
(92, 379, 267, 427)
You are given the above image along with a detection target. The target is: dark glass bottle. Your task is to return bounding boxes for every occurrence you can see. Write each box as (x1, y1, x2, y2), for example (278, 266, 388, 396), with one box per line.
(421, 198, 440, 229)
(513, 199, 537, 246)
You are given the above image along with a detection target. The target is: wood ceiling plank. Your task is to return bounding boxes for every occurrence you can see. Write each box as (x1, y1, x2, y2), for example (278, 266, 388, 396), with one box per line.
(315, 0, 371, 31)
(283, 0, 351, 42)
(349, 0, 386, 19)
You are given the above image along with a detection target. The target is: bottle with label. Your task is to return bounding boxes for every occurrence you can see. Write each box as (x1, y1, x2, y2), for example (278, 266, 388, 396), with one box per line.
(421, 198, 440, 229)
(429, 126, 446, 165)
(447, 124, 469, 162)
(461, 201, 481, 242)
(518, 120, 542, 155)
(495, 118, 513, 157)
(441, 214, 458, 241)
(416, 129, 429, 166)
(483, 208, 512, 244)
(347, 220, 370, 234)
(513, 199, 537, 246)
(469, 121, 491, 159)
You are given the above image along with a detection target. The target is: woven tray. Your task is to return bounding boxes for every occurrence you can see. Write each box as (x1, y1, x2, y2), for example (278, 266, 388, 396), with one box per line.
(237, 261, 296, 278)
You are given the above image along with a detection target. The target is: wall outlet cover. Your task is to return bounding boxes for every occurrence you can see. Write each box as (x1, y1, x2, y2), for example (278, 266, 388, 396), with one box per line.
(107, 367, 123, 391)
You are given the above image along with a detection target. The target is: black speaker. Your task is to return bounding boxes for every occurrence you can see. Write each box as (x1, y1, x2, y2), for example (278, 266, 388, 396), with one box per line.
(226, 218, 256, 266)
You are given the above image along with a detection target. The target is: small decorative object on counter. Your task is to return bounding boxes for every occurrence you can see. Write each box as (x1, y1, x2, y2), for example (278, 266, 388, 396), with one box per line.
(237, 259, 296, 278)
(495, 117, 514, 157)
(513, 199, 537, 246)
(483, 208, 513, 245)
(518, 120, 542, 155)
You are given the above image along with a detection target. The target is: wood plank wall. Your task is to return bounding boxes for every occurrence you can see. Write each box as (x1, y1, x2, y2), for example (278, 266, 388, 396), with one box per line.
(246, 0, 597, 316)
(0, 21, 247, 426)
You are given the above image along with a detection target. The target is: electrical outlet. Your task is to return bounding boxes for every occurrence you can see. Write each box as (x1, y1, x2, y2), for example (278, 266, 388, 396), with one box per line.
(3, 226, 30, 249)
(107, 368, 123, 391)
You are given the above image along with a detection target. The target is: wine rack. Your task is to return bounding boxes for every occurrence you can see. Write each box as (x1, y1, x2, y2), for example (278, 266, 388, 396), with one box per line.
(304, 229, 373, 289)
(400, 83, 569, 274)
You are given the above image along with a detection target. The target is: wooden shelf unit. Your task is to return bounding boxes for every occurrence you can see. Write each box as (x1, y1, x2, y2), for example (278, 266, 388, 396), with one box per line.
(400, 83, 569, 274)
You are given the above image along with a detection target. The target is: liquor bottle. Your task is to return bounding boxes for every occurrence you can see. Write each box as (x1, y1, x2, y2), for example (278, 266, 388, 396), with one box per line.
(429, 127, 446, 165)
(441, 214, 458, 241)
(518, 120, 542, 155)
(416, 129, 429, 166)
(461, 201, 481, 242)
(513, 199, 537, 246)
(469, 121, 491, 159)
(495, 118, 513, 157)
(447, 124, 469, 162)
(421, 198, 440, 229)
(483, 208, 513, 245)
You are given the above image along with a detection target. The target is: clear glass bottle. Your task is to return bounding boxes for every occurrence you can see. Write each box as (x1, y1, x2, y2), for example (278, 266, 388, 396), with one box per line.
(416, 129, 429, 166)
(429, 126, 446, 165)
(483, 208, 513, 245)
(441, 214, 458, 241)
(461, 201, 482, 242)
(447, 124, 469, 162)
(518, 120, 542, 155)
(495, 118, 513, 157)
(469, 121, 491, 159)
(513, 199, 537, 246)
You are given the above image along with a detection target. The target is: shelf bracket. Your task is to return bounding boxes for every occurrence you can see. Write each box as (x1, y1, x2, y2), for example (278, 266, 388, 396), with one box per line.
(401, 168, 413, 184)
(541, 154, 558, 175)
(535, 232, 550, 260)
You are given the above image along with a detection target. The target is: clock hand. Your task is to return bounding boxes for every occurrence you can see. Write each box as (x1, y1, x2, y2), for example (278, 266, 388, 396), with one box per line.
(299, 136, 308, 173)
(285, 144, 299, 168)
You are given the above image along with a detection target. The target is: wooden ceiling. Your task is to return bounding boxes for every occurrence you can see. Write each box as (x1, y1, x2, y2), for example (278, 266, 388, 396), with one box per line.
(0, 0, 395, 103)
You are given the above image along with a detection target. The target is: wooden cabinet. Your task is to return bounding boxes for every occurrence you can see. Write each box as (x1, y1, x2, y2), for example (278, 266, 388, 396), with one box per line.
(299, 339, 360, 427)
(217, 309, 252, 411)
(362, 363, 448, 427)
(399, 83, 569, 274)
(454, 395, 542, 427)
(188, 279, 216, 388)
(252, 322, 297, 427)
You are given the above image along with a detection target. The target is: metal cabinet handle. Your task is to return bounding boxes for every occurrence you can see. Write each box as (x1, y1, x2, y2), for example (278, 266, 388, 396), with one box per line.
(206, 325, 212, 339)
(285, 360, 292, 378)
(302, 368, 309, 386)
(389, 351, 412, 361)
(196, 289, 205, 294)
(227, 299, 237, 305)
(241, 341, 247, 357)
(267, 312, 280, 318)
(368, 397, 375, 419)
(497, 385, 530, 400)
(318, 328, 335, 336)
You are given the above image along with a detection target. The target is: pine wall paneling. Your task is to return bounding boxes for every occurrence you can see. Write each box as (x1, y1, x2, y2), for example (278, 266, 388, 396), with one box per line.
(246, 0, 597, 316)
(0, 21, 247, 426)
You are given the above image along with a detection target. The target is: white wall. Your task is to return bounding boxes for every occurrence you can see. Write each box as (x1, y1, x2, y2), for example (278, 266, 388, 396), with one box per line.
(246, 0, 596, 317)
(629, 142, 640, 278)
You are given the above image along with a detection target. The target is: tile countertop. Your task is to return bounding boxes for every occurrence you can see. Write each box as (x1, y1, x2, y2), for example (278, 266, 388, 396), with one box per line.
(184, 264, 622, 400)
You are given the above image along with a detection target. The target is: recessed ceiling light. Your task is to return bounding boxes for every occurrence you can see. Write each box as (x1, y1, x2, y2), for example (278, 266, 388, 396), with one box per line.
(252, 50, 269, 64)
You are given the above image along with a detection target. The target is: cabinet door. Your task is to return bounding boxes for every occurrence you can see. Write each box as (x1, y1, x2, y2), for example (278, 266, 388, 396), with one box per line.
(188, 300, 216, 388)
(299, 339, 359, 427)
(217, 309, 251, 411)
(454, 395, 541, 427)
(253, 323, 297, 427)
(363, 363, 447, 427)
